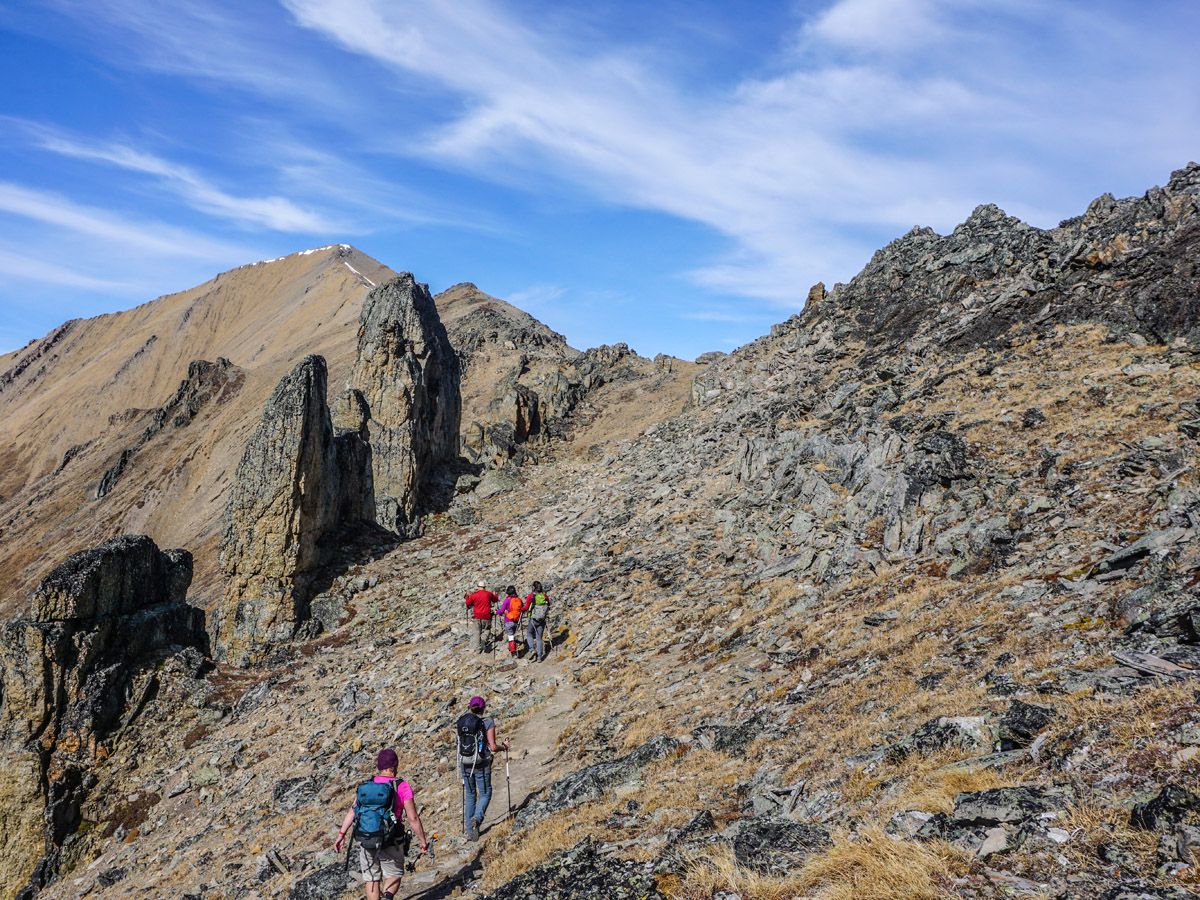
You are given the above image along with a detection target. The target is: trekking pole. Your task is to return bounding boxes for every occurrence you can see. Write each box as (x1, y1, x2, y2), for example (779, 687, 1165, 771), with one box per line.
(504, 748, 513, 825)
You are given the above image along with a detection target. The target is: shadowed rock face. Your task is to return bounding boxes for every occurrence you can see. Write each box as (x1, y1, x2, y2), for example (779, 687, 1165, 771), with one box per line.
(350, 275, 461, 533)
(0, 535, 207, 897)
(217, 356, 374, 665)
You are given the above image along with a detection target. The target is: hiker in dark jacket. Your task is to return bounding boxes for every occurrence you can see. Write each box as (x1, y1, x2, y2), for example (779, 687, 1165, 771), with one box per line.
(456, 695, 509, 840)
(464, 581, 497, 654)
(524, 581, 551, 662)
(334, 748, 429, 900)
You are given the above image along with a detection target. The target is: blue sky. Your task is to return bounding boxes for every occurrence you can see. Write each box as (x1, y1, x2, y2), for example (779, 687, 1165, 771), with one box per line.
(0, 1, 1197, 359)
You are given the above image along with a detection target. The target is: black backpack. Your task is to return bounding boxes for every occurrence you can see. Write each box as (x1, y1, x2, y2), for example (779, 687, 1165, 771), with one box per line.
(456, 713, 488, 767)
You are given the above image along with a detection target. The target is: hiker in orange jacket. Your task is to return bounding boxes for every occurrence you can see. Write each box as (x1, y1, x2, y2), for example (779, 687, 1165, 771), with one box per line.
(464, 582, 497, 654)
(496, 586, 525, 658)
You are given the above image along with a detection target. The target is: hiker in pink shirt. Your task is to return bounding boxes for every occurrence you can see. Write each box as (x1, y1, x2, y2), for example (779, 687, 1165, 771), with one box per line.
(334, 748, 429, 900)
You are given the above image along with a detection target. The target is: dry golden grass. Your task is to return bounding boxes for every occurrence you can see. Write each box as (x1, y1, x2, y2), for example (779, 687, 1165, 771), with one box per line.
(673, 829, 968, 900)
(879, 755, 1012, 816)
(477, 799, 618, 888)
(1060, 800, 1159, 878)
(670, 845, 819, 900)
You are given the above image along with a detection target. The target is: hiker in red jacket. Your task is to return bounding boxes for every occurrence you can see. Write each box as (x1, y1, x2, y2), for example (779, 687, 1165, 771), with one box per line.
(464, 582, 497, 654)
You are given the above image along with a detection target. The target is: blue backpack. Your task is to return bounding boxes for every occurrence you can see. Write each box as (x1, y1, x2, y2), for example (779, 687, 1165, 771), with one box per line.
(353, 780, 402, 851)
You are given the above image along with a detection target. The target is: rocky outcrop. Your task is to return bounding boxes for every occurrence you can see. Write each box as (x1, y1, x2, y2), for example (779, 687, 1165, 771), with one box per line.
(464, 377, 542, 466)
(0, 320, 79, 397)
(727, 818, 833, 875)
(218, 356, 374, 666)
(94, 358, 243, 499)
(349, 275, 460, 533)
(0, 535, 207, 897)
(810, 161, 1200, 351)
(916, 786, 1066, 857)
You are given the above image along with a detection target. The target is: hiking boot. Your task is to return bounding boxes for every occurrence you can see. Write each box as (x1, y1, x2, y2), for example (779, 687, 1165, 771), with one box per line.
(467, 818, 481, 841)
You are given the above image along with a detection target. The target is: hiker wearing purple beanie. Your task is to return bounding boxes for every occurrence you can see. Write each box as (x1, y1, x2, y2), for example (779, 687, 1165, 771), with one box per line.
(455, 695, 509, 840)
(335, 748, 429, 900)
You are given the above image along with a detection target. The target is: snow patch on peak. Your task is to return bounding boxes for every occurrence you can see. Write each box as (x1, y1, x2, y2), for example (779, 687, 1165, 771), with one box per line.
(342, 260, 375, 287)
(241, 244, 356, 268)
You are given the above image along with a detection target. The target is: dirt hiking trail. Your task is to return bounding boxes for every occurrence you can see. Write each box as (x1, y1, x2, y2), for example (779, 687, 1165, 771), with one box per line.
(400, 653, 581, 898)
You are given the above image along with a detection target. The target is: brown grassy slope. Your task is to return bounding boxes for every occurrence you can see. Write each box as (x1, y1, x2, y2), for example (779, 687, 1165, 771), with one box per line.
(0, 258, 606, 616)
(0, 246, 392, 615)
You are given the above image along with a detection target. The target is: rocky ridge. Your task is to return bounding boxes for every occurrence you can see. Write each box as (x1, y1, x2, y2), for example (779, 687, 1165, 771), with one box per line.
(3, 166, 1200, 899)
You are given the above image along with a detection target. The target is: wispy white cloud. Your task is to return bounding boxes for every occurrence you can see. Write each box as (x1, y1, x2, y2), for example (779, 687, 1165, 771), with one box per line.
(272, 0, 1200, 307)
(280, 0, 1200, 305)
(5, 0, 1198, 351)
(0, 247, 132, 291)
(29, 127, 335, 232)
(39, 0, 336, 101)
(805, 0, 949, 54)
(0, 181, 257, 261)
(681, 308, 774, 325)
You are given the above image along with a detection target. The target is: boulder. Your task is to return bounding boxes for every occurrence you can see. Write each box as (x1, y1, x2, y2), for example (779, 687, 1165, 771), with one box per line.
(728, 817, 832, 875)
(481, 838, 663, 900)
(998, 701, 1056, 750)
(917, 786, 1064, 856)
(218, 356, 375, 666)
(348, 275, 461, 533)
(1130, 783, 1200, 831)
(885, 716, 991, 762)
(287, 863, 351, 900)
(692, 715, 767, 754)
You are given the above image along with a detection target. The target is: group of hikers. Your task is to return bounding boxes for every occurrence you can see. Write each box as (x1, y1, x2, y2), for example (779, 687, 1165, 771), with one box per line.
(334, 696, 513, 898)
(465, 580, 552, 662)
(333, 582, 551, 898)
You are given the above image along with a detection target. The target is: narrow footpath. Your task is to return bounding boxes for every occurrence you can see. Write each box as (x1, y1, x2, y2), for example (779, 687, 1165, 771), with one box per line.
(400, 653, 581, 898)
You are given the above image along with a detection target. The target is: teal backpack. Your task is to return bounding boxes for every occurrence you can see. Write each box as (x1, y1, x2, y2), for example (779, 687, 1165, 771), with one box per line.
(353, 780, 403, 851)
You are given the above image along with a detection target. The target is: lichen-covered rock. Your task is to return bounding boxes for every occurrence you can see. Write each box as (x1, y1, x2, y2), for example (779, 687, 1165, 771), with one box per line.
(1130, 783, 1200, 832)
(728, 817, 833, 875)
(998, 700, 1056, 750)
(218, 356, 374, 665)
(0, 535, 207, 896)
(349, 275, 460, 533)
(917, 786, 1065, 857)
(885, 715, 991, 763)
(480, 838, 664, 900)
(515, 736, 680, 829)
(287, 863, 352, 899)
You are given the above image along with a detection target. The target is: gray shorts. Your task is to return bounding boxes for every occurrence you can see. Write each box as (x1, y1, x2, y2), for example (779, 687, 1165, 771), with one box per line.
(357, 842, 405, 882)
